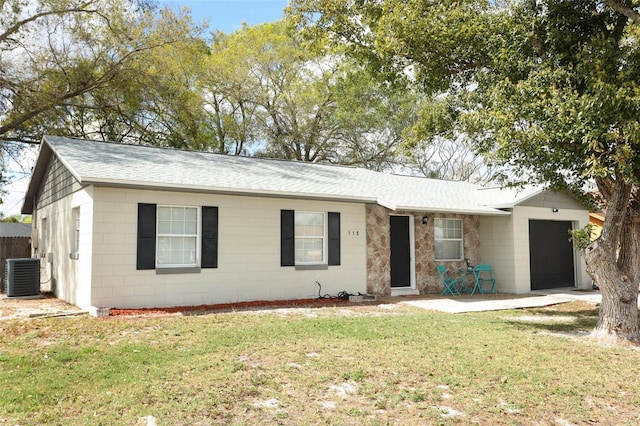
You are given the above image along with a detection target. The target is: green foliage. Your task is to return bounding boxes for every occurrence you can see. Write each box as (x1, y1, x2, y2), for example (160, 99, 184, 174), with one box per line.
(0, 1, 187, 144)
(288, 0, 495, 93)
(332, 64, 422, 170)
(289, 0, 640, 189)
(203, 21, 421, 168)
(0, 214, 30, 223)
(0, 0, 211, 205)
(204, 21, 338, 159)
(569, 224, 595, 252)
(469, 1, 640, 188)
(16, 4, 210, 148)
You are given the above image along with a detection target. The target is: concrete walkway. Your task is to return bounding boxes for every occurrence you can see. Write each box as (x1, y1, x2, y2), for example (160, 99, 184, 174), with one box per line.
(398, 288, 604, 313)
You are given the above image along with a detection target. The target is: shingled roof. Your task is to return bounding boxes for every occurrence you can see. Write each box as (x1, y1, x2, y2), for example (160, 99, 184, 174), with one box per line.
(0, 223, 31, 238)
(23, 136, 544, 216)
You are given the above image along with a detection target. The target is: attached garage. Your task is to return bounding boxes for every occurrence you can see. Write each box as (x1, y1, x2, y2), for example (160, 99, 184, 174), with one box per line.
(528, 220, 575, 290)
(478, 188, 591, 294)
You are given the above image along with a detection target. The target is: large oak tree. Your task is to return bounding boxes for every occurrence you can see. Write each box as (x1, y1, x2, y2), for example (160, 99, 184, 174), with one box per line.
(202, 21, 425, 167)
(289, 0, 640, 343)
(0, 0, 203, 196)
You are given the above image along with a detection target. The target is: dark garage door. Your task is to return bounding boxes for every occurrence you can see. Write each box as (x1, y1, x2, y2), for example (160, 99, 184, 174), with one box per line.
(529, 220, 575, 290)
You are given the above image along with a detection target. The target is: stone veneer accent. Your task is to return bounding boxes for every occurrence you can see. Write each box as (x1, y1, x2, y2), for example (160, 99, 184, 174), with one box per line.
(366, 204, 480, 296)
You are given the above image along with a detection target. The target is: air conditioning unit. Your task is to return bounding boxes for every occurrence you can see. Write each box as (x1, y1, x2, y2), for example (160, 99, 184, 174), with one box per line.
(5, 258, 41, 297)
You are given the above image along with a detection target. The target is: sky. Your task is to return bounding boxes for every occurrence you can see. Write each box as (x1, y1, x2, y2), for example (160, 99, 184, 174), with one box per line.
(163, 0, 288, 34)
(0, 0, 288, 218)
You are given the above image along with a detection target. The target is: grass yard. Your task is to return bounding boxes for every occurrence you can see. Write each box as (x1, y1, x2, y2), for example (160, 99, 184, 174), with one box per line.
(1, 301, 639, 425)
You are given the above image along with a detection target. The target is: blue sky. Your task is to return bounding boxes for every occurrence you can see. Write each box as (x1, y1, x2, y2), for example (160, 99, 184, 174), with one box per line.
(162, 0, 288, 33)
(0, 1, 288, 217)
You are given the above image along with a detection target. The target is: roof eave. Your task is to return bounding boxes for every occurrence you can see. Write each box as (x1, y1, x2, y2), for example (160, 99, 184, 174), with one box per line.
(83, 177, 379, 204)
(21, 138, 52, 214)
(511, 188, 545, 206)
(483, 203, 515, 209)
(375, 198, 397, 211)
(394, 206, 511, 216)
(81, 179, 512, 215)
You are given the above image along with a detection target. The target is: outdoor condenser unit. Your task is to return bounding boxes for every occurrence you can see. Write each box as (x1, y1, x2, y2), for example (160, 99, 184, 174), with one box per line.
(4, 258, 40, 297)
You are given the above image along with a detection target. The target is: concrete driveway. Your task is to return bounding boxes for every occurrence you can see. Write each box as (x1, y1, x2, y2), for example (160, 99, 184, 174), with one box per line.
(397, 288, 604, 314)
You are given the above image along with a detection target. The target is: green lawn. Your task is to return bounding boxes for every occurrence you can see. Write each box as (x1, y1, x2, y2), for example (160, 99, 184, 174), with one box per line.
(1, 301, 639, 425)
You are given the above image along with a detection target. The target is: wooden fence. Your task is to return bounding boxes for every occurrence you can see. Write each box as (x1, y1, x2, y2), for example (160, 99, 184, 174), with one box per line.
(0, 237, 31, 292)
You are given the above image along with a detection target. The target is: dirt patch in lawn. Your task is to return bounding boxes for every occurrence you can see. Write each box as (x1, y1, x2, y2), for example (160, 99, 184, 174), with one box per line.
(0, 293, 83, 319)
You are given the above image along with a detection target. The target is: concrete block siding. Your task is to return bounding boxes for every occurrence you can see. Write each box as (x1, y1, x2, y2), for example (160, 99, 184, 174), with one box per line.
(84, 187, 367, 310)
(32, 188, 94, 308)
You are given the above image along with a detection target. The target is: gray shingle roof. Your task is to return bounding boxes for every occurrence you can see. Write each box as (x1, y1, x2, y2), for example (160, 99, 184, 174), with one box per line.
(24, 136, 547, 216)
(0, 223, 31, 238)
(475, 186, 544, 208)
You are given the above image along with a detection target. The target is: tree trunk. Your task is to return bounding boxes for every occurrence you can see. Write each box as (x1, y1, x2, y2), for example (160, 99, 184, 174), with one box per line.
(585, 242, 639, 343)
(585, 177, 640, 344)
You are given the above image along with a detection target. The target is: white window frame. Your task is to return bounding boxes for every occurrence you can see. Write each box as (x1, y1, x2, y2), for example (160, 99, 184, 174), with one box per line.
(156, 205, 200, 268)
(41, 217, 48, 254)
(434, 218, 464, 261)
(294, 211, 327, 265)
(71, 207, 80, 259)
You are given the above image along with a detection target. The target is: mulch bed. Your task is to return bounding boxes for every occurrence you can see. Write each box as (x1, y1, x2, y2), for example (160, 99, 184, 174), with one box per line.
(108, 297, 353, 316)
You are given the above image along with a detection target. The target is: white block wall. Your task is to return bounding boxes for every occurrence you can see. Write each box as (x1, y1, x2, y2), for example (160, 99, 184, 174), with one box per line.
(87, 187, 368, 309)
(33, 188, 94, 308)
(477, 214, 517, 293)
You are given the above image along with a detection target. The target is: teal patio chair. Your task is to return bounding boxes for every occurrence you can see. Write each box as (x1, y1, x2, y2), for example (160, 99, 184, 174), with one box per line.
(474, 264, 497, 294)
(437, 265, 461, 296)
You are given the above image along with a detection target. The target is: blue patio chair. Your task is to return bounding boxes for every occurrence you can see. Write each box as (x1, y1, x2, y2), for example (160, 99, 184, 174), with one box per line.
(474, 264, 497, 294)
(437, 265, 461, 296)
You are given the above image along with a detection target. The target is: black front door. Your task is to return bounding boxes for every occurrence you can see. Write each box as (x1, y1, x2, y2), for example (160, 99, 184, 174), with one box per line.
(390, 216, 411, 288)
(529, 220, 575, 290)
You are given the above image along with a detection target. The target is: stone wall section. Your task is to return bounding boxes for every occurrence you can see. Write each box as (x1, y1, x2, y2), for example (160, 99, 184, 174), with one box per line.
(365, 204, 391, 296)
(366, 204, 480, 296)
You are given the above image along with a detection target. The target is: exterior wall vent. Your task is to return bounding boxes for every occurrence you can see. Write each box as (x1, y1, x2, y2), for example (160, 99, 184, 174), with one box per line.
(4, 258, 40, 297)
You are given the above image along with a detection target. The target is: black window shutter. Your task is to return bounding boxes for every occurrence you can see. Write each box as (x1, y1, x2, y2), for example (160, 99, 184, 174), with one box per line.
(137, 203, 156, 270)
(201, 206, 219, 268)
(281, 210, 295, 266)
(328, 212, 341, 266)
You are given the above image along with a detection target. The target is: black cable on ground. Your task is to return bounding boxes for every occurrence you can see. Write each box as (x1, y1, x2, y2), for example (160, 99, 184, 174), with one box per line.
(316, 281, 369, 300)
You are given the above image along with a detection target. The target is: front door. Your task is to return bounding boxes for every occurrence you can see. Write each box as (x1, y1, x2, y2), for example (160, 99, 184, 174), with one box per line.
(390, 215, 411, 288)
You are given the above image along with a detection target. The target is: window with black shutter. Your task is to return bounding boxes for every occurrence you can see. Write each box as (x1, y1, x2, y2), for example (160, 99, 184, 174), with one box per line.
(280, 210, 340, 267)
(136, 203, 218, 271)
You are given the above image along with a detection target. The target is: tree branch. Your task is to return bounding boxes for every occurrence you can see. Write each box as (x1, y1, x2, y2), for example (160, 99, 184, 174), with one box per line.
(0, 4, 97, 44)
(602, 0, 640, 24)
(0, 41, 173, 136)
